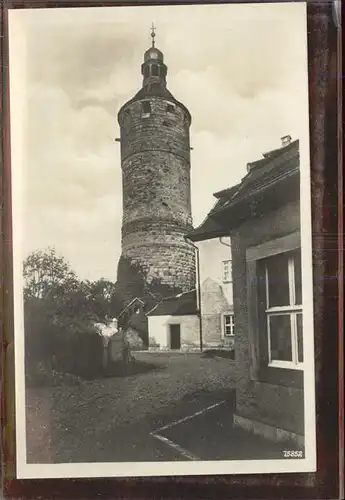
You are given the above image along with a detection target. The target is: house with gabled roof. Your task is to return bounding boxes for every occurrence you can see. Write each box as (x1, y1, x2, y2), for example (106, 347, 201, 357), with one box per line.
(187, 136, 305, 446)
(147, 290, 200, 350)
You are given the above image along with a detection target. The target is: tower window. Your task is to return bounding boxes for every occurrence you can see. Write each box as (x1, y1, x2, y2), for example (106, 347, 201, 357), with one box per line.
(142, 101, 151, 115)
(151, 64, 159, 76)
(166, 104, 175, 114)
(144, 66, 150, 78)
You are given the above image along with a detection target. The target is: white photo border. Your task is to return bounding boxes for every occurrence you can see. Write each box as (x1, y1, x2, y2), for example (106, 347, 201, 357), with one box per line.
(8, 2, 316, 479)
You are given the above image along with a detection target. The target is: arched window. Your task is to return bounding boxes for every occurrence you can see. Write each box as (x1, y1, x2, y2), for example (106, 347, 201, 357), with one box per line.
(151, 64, 159, 77)
(144, 66, 150, 78)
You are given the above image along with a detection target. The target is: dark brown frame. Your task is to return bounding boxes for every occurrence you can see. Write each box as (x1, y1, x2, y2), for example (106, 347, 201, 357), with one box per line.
(1, 1, 342, 499)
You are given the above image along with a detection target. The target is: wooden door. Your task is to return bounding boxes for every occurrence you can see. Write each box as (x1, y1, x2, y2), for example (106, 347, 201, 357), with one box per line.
(170, 324, 181, 350)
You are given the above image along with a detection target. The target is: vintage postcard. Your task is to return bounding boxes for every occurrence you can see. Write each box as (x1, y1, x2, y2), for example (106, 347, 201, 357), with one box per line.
(8, 1, 316, 479)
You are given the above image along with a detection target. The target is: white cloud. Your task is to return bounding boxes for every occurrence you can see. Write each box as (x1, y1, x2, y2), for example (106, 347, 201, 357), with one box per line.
(10, 3, 309, 281)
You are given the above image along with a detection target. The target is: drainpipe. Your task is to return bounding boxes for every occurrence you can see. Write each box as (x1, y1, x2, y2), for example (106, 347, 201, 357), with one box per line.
(184, 237, 203, 352)
(219, 236, 231, 248)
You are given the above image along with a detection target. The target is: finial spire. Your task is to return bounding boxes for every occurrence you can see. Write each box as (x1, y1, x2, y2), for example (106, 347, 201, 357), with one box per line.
(151, 22, 156, 47)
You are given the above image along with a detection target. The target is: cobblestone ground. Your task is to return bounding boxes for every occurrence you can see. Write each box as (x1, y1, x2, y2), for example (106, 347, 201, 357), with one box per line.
(26, 352, 237, 463)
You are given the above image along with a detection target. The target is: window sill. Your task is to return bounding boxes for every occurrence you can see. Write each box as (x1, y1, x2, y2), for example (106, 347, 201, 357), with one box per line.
(265, 306, 302, 313)
(268, 361, 304, 370)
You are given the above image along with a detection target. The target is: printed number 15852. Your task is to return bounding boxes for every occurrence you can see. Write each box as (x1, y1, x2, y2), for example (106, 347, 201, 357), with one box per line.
(283, 450, 303, 458)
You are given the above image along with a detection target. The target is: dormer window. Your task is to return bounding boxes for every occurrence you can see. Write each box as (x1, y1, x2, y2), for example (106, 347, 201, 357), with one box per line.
(166, 104, 175, 114)
(142, 101, 151, 116)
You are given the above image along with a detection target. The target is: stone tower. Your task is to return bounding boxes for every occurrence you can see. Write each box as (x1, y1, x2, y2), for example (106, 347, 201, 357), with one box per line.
(116, 28, 196, 302)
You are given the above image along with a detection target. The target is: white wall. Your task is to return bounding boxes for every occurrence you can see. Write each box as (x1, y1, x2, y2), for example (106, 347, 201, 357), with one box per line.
(148, 314, 200, 350)
(146, 238, 235, 350)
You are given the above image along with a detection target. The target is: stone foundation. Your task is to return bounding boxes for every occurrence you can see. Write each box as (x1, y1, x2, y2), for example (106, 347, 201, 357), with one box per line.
(233, 414, 304, 448)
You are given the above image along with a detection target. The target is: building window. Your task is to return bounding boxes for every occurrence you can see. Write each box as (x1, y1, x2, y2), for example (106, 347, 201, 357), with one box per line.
(223, 314, 235, 337)
(144, 66, 150, 78)
(142, 101, 151, 116)
(166, 104, 175, 113)
(261, 249, 303, 369)
(151, 64, 159, 76)
(222, 260, 232, 283)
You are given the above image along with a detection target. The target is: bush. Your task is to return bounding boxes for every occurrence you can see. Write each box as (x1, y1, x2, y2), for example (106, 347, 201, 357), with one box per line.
(52, 319, 104, 379)
(125, 327, 145, 351)
(23, 249, 119, 384)
(149, 336, 160, 348)
(24, 297, 105, 384)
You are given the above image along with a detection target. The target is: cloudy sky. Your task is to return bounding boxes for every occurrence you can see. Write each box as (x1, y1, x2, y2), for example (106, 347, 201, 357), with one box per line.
(9, 3, 309, 282)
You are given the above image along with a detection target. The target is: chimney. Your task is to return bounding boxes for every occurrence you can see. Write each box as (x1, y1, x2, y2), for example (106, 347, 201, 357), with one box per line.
(281, 135, 292, 147)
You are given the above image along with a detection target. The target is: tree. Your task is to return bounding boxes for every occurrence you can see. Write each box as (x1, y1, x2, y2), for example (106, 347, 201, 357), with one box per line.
(23, 248, 102, 383)
(84, 278, 118, 322)
(23, 247, 78, 300)
(116, 255, 182, 311)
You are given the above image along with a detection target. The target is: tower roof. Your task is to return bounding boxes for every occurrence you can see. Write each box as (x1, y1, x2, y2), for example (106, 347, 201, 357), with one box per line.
(144, 46, 164, 62)
(144, 24, 164, 62)
(119, 86, 191, 124)
(118, 25, 191, 123)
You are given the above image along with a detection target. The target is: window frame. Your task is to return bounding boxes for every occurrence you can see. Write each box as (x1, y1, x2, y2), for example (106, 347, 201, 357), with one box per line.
(264, 251, 303, 370)
(151, 64, 159, 77)
(222, 312, 235, 337)
(245, 231, 304, 386)
(222, 259, 232, 283)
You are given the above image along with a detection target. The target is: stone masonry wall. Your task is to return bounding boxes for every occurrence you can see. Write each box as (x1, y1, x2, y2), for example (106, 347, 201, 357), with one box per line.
(117, 95, 195, 296)
(200, 278, 233, 346)
(119, 98, 191, 163)
(121, 151, 192, 229)
(232, 200, 304, 435)
(122, 241, 196, 292)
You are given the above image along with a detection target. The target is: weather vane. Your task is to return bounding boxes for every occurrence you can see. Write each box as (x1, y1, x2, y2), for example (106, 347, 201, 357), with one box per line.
(151, 22, 156, 47)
